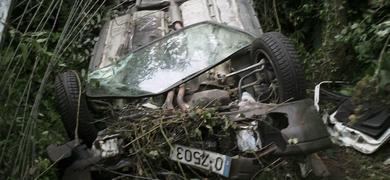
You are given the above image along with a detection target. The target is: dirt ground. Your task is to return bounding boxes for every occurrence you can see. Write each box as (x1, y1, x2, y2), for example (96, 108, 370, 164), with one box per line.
(318, 144, 390, 180)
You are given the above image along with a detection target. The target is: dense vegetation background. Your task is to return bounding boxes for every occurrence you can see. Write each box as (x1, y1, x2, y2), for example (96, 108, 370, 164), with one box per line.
(0, 0, 388, 179)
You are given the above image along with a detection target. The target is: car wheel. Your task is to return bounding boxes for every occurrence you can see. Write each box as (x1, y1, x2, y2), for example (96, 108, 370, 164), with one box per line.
(55, 71, 97, 146)
(251, 32, 306, 102)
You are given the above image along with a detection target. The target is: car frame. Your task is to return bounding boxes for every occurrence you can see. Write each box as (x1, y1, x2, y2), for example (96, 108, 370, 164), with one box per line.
(50, 0, 332, 179)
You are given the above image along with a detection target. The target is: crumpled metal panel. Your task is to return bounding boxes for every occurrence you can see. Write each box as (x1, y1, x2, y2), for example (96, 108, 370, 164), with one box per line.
(314, 81, 390, 154)
(90, 14, 133, 71)
(230, 97, 331, 155)
(270, 99, 332, 155)
(90, 10, 166, 71)
(325, 112, 390, 154)
(180, 0, 262, 36)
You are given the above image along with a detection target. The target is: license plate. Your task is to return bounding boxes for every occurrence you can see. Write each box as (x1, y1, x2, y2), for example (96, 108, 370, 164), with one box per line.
(169, 144, 231, 177)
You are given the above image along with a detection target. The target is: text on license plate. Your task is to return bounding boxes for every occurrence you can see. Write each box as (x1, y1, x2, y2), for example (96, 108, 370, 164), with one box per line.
(169, 144, 231, 177)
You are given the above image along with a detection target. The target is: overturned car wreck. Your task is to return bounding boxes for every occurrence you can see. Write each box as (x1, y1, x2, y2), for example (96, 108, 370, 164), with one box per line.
(49, 0, 332, 179)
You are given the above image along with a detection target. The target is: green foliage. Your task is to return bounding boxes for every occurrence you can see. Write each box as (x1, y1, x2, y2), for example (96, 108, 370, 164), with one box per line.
(255, 0, 390, 103)
(0, 0, 109, 179)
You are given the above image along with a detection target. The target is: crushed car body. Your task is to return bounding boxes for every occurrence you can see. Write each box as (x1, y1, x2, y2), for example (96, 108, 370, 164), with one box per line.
(49, 95, 331, 179)
(49, 0, 333, 179)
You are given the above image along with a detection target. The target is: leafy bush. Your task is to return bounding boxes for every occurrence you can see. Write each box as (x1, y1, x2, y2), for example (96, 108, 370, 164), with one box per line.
(0, 0, 110, 178)
(255, 0, 390, 106)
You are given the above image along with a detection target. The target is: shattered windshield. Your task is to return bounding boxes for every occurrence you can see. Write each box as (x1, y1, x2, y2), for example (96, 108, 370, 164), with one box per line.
(87, 22, 254, 97)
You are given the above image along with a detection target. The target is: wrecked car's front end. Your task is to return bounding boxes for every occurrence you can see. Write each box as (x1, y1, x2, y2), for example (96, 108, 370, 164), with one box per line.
(50, 97, 331, 179)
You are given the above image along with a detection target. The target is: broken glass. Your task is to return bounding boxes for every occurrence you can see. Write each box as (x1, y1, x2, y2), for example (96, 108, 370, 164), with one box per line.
(87, 22, 254, 97)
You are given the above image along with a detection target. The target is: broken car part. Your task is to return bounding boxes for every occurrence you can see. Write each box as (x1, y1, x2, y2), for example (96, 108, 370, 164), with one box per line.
(238, 68, 265, 100)
(232, 96, 331, 155)
(271, 99, 332, 155)
(236, 121, 262, 152)
(326, 112, 390, 154)
(314, 81, 390, 154)
(92, 133, 123, 158)
(236, 93, 262, 152)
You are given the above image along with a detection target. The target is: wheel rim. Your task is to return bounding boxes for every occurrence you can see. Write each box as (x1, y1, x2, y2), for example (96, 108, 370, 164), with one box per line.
(253, 49, 280, 103)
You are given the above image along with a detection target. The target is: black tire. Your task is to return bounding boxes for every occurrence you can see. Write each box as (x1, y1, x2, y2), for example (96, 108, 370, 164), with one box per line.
(55, 71, 97, 146)
(251, 32, 306, 102)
